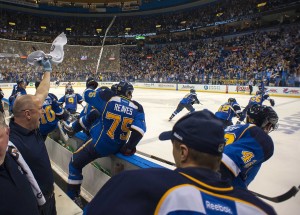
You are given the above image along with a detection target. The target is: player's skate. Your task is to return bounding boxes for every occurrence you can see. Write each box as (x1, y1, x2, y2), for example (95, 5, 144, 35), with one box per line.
(58, 121, 75, 142)
(169, 114, 175, 121)
(73, 196, 83, 209)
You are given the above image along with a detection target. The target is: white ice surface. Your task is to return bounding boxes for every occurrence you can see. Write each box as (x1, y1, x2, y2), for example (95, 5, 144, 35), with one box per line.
(3, 86, 300, 214)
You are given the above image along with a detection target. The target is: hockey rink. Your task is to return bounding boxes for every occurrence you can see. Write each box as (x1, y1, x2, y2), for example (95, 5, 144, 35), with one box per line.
(3, 86, 300, 214)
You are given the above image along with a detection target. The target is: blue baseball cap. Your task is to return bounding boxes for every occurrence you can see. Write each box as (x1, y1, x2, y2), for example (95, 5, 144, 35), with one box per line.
(159, 110, 225, 156)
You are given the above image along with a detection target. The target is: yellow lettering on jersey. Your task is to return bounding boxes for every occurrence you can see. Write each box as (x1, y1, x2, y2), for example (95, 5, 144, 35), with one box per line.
(241, 151, 254, 164)
(224, 133, 235, 145)
(120, 117, 133, 140)
(68, 97, 74, 104)
(106, 112, 121, 139)
(218, 105, 230, 112)
(88, 91, 96, 98)
(40, 105, 55, 124)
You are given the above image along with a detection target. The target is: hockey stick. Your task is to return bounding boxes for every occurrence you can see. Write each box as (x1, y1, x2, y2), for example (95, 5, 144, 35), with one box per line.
(137, 150, 300, 203)
(95, 16, 116, 74)
(250, 185, 300, 203)
(136, 150, 176, 166)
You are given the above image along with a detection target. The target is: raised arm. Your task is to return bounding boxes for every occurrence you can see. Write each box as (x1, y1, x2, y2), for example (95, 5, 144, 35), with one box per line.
(35, 59, 52, 103)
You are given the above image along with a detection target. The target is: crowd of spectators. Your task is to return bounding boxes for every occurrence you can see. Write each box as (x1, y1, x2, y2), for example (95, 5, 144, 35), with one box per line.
(0, 22, 299, 87)
(0, 0, 298, 45)
(0, 0, 299, 87)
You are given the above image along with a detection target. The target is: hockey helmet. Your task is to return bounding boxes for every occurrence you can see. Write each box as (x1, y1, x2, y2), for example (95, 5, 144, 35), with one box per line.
(190, 89, 196, 93)
(66, 88, 74, 95)
(228, 98, 236, 103)
(86, 77, 98, 90)
(111, 83, 118, 93)
(116, 81, 134, 97)
(247, 104, 278, 131)
(17, 79, 25, 85)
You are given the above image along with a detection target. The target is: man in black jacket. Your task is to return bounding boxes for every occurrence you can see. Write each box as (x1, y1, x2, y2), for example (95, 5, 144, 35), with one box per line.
(9, 59, 57, 215)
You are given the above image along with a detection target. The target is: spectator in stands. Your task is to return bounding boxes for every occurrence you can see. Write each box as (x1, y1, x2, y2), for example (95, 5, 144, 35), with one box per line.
(9, 59, 57, 215)
(84, 110, 276, 215)
(0, 88, 4, 114)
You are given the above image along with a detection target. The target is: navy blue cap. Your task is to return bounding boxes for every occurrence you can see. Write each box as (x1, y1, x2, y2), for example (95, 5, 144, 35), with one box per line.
(159, 110, 225, 156)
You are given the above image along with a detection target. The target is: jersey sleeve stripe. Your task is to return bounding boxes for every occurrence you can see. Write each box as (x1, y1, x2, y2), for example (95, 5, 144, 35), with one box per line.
(131, 125, 145, 136)
(221, 154, 241, 177)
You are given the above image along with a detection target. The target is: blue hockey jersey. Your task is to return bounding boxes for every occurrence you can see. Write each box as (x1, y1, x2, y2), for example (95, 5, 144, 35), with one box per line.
(180, 92, 199, 105)
(222, 124, 274, 189)
(58, 93, 83, 113)
(215, 101, 241, 121)
(83, 88, 146, 157)
(39, 93, 64, 136)
(247, 91, 270, 107)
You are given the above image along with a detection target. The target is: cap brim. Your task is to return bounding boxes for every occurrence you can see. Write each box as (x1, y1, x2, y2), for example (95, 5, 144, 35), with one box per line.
(159, 131, 172, 141)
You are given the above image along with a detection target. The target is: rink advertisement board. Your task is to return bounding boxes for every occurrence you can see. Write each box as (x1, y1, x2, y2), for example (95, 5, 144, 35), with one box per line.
(1, 82, 300, 97)
(268, 87, 300, 96)
(0, 83, 14, 88)
(133, 82, 176, 90)
(177, 84, 226, 93)
(227, 85, 300, 97)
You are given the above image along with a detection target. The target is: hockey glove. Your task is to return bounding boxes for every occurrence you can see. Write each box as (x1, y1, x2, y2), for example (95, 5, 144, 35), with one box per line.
(270, 99, 275, 107)
(235, 111, 242, 119)
(236, 121, 242, 125)
(120, 129, 143, 156)
(39, 59, 52, 72)
(120, 145, 136, 156)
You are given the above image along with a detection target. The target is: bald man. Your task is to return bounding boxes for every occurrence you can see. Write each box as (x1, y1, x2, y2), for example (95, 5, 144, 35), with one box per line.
(9, 59, 57, 215)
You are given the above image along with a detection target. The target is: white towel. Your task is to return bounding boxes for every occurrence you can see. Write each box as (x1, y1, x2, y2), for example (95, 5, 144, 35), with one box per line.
(7, 141, 46, 206)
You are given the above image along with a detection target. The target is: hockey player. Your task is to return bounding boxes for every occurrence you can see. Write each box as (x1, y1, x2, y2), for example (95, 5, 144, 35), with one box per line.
(58, 77, 100, 140)
(65, 81, 73, 94)
(220, 104, 279, 189)
(79, 77, 98, 118)
(58, 83, 116, 142)
(55, 78, 60, 88)
(35, 81, 69, 140)
(237, 86, 275, 123)
(66, 81, 146, 207)
(8, 79, 27, 115)
(169, 89, 200, 121)
(58, 88, 83, 114)
(215, 98, 242, 128)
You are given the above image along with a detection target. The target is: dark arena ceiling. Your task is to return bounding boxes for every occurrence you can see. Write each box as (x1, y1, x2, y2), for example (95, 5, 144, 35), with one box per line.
(0, 0, 215, 16)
